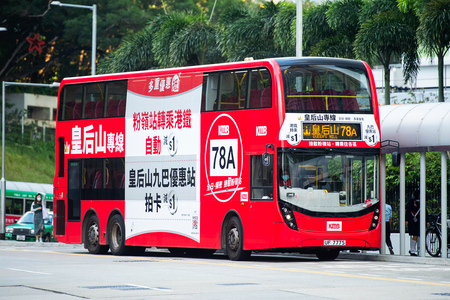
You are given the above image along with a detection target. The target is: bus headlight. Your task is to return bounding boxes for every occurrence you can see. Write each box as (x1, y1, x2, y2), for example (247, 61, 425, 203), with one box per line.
(369, 204, 380, 231)
(280, 204, 298, 230)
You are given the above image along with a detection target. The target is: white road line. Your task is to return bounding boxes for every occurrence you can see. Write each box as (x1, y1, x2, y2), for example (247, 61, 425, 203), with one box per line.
(7, 268, 51, 275)
(398, 277, 424, 281)
(126, 284, 170, 291)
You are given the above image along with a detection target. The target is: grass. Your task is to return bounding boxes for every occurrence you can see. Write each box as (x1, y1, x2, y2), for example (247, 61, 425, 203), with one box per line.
(0, 143, 55, 184)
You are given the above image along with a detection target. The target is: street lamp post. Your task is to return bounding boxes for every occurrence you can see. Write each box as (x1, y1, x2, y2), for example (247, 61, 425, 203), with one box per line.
(51, 1, 97, 75)
(0, 81, 60, 239)
(296, 0, 302, 58)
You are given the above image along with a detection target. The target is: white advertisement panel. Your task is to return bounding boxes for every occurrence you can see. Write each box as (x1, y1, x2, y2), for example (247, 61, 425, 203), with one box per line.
(125, 73, 202, 242)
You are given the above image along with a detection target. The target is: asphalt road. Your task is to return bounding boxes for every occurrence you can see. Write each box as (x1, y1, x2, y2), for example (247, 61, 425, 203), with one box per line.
(1, 240, 450, 300)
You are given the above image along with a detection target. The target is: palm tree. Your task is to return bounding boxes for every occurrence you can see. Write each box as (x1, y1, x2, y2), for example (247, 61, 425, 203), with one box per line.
(355, 0, 419, 105)
(303, 0, 361, 58)
(217, 2, 287, 61)
(98, 26, 158, 74)
(98, 12, 219, 73)
(416, 0, 450, 102)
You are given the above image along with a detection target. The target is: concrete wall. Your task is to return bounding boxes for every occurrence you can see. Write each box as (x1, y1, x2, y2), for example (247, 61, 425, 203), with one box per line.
(373, 56, 450, 105)
(6, 93, 57, 128)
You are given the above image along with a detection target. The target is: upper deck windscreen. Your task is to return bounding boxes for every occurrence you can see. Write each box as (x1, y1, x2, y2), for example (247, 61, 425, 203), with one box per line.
(282, 64, 372, 114)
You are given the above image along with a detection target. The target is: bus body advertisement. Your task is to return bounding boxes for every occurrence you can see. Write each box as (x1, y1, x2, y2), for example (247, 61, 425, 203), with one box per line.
(54, 57, 381, 260)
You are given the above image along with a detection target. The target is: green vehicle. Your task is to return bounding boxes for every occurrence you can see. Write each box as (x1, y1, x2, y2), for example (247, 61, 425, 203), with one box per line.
(5, 211, 55, 242)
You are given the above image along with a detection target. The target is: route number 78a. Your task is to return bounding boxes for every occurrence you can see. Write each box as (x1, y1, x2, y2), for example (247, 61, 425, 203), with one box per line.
(209, 139, 238, 176)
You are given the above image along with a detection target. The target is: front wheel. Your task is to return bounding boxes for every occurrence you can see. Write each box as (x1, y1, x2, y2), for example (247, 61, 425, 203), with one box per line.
(85, 215, 109, 254)
(108, 214, 128, 255)
(426, 228, 441, 257)
(225, 216, 250, 261)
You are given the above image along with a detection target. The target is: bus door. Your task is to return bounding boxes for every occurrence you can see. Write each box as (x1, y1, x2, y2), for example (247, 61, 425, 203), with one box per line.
(67, 160, 81, 221)
(246, 154, 275, 248)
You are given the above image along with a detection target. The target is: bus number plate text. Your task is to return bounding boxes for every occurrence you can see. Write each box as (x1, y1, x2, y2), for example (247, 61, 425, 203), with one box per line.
(324, 240, 346, 246)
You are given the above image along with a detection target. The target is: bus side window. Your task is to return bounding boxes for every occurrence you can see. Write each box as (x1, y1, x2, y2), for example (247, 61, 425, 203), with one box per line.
(59, 84, 82, 121)
(249, 68, 272, 108)
(202, 73, 219, 111)
(218, 72, 236, 110)
(84, 83, 105, 119)
(104, 158, 125, 200)
(82, 159, 103, 200)
(250, 155, 273, 200)
(107, 80, 128, 117)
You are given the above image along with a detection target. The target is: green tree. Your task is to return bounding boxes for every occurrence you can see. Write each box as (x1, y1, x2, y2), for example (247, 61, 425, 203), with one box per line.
(416, 0, 450, 102)
(303, 0, 360, 58)
(0, 0, 156, 83)
(217, 2, 287, 62)
(355, 0, 419, 105)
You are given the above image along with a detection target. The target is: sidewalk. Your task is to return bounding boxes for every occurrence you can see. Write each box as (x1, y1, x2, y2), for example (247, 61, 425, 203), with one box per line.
(339, 233, 450, 266)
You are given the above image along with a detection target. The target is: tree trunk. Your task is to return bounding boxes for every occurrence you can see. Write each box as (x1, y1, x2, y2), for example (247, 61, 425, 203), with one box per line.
(384, 63, 391, 105)
(438, 53, 444, 102)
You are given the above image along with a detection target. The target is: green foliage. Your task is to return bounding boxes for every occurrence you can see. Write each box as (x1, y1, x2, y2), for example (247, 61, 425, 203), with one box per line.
(273, 1, 296, 54)
(303, 0, 361, 58)
(0, 0, 155, 82)
(355, 0, 419, 104)
(217, 2, 287, 62)
(326, 0, 363, 41)
(386, 152, 450, 230)
(0, 142, 55, 184)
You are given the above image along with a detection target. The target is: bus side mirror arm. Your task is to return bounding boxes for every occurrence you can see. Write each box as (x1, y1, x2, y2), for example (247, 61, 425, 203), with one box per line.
(262, 144, 274, 167)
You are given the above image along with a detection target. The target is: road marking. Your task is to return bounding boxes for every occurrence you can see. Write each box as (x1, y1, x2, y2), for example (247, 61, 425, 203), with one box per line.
(2, 247, 450, 287)
(7, 268, 51, 275)
(127, 284, 170, 291)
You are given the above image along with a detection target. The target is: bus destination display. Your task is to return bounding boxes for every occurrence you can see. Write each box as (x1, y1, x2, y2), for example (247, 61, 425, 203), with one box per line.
(302, 123, 361, 140)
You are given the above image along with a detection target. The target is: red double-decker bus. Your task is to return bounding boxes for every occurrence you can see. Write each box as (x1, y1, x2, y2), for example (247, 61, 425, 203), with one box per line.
(53, 57, 381, 260)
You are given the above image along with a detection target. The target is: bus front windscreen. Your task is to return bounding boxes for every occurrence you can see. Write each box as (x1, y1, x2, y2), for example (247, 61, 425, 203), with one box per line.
(283, 64, 373, 114)
(278, 149, 379, 213)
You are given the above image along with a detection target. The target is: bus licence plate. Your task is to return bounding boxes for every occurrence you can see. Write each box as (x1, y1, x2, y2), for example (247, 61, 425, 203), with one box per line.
(16, 235, 25, 241)
(324, 240, 346, 246)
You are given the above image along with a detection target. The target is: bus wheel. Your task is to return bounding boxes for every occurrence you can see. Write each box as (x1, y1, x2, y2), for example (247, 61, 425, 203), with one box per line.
(85, 215, 109, 254)
(316, 249, 340, 261)
(225, 216, 250, 261)
(108, 214, 128, 256)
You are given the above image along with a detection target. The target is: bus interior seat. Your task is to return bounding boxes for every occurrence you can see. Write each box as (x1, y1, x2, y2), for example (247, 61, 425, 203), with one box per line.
(84, 101, 95, 119)
(64, 101, 75, 120)
(72, 102, 82, 119)
(113, 170, 125, 188)
(221, 96, 239, 110)
(92, 170, 102, 189)
(249, 89, 261, 108)
(107, 99, 118, 117)
(323, 89, 340, 111)
(342, 90, 359, 111)
(117, 99, 126, 116)
(260, 87, 272, 107)
(309, 91, 324, 111)
(95, 100, 104, 118)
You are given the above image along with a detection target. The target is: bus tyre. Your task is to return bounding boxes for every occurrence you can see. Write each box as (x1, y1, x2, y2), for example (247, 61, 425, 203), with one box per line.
(425, 228, 441, 257)
(225, 216, 250, 261)
(108, 214, 128, 256)
(316, 249, 340, 261)
(85, 215, 109, 254)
